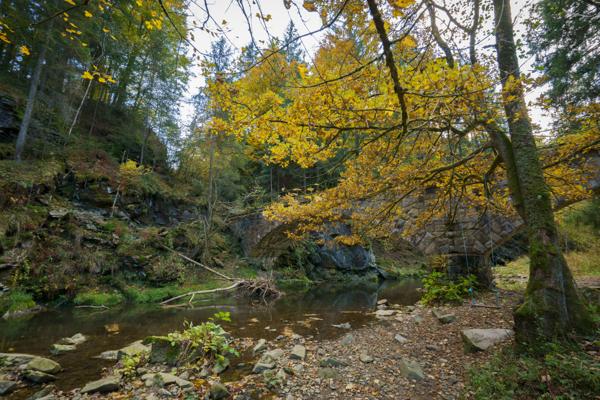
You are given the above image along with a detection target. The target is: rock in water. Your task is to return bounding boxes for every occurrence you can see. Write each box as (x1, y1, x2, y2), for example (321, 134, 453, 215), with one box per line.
(398, 358, 424, 381)
(59, 333, 87, 346)
(0, 380, 17, 395)
(50, 344, 76, 355)
(80, 376, 120, 394)
(461, 329, 513, 352)
(332, 322, 351, 329)
(290, 345, 306, 360)
(253, 339, 267, 355)
(26, 357, 62, 374)
(209, 382, 229, 399)
(23, 370, 56, 383)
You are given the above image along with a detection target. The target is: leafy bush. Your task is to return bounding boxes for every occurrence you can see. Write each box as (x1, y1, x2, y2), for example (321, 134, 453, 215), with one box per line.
(466, 343, 600, 399)
(420, 272, 477, 304)
(162, 313, 238, 368)
(117, 354, 144, 379)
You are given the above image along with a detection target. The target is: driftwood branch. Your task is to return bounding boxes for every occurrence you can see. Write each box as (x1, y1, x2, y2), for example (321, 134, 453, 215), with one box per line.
(160, 282, 242, 305)
(161, 245, 234, 281)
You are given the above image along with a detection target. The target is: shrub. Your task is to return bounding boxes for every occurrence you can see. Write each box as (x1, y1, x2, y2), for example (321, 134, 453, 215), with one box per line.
(420, 272, 476, 305)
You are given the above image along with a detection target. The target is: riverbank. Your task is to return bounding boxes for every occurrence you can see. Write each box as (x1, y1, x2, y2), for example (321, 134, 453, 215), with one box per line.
(9, 291, 516, 399)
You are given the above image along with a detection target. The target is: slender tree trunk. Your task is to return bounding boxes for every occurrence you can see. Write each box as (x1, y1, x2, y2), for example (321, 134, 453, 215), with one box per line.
(493, 0, 592, 344)
(139, 67, 157, 165)
(67, 78, 93, 137)
(15, 37, 49, 161)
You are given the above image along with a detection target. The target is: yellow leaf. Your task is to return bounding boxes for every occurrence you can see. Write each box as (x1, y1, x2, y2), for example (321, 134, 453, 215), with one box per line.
(65, 0, 76, 5)
(98, 77, 106, 83)
(388, 0, 415, 8)
(81, 70, 94, 80)
(19, 45, 30, 56)
(102, 27, 110, 33)
(303, 1, 317, 12)
(84, 10, 92, 18)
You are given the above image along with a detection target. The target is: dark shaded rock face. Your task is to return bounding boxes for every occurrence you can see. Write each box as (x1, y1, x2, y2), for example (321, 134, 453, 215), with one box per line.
(310, 226, 375, 273)
(231, 215, 377, 275)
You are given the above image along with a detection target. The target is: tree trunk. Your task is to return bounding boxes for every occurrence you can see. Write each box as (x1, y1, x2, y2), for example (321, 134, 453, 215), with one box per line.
(15, 39, 48, 161)
(492, 0, 592, 344)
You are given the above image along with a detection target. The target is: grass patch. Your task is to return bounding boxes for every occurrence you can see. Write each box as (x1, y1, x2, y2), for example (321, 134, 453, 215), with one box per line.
(0, 290, 36, 314)
(73, 289, 124, 307)
(465, 343, 600, 399)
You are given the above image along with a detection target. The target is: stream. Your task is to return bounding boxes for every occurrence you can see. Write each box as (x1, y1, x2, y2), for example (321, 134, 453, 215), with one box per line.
(0, 278, 420, 397)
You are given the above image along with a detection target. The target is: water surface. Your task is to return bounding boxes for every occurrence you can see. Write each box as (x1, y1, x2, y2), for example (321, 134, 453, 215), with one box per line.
(0, 279, 420, 397)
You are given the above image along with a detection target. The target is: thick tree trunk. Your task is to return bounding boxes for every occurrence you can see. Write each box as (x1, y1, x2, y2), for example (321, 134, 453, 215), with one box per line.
(15, 40, 48, 161)
(492, 0, 592, 344)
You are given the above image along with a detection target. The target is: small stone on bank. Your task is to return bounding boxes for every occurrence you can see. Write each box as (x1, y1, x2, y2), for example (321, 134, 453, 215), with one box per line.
(359, 353, 374, 363)
(290, 345, 306, 360)
(0, 380, 17, 395)
(81, 376, 120, 394)
(209, 382, 229, 399)
(253, 339, 267, 355)
(394, 334, 408, 343)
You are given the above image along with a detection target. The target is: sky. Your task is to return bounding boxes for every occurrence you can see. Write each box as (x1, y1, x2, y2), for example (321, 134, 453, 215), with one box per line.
(181, 0, 552, 133)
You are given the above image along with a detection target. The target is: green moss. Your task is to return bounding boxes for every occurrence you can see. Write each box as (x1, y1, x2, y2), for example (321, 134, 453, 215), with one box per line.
(73, 290, 124, 307)
(0, 290, 36, 314)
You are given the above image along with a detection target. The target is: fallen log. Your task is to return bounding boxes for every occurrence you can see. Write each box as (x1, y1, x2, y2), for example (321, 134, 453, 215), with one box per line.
(160, 282, 242, 305)
(160, 278, 282, 306)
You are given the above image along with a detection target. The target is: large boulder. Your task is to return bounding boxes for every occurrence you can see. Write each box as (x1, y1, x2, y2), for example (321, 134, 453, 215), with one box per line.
(26, 357, 62, 374)
(461, 328, 513, 352)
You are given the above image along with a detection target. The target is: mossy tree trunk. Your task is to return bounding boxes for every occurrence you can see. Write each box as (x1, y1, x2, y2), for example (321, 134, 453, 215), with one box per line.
(492, 0, 593, 344)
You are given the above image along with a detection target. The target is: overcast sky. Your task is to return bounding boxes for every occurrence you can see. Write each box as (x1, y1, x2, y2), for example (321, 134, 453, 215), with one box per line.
(181, 0, 551, 133)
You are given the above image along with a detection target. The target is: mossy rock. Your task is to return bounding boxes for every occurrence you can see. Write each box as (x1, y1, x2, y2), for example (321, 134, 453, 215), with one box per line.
(144, 336, 183, 366)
